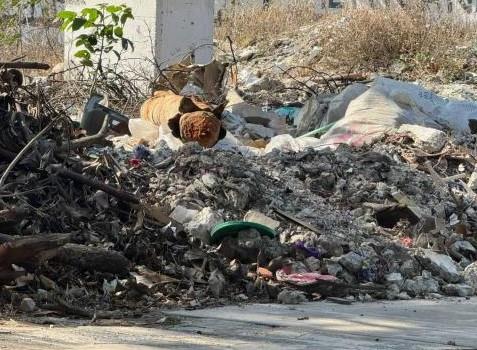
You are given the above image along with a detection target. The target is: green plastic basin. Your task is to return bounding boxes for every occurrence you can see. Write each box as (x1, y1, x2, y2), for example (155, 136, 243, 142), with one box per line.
(210, 221, 277, 244)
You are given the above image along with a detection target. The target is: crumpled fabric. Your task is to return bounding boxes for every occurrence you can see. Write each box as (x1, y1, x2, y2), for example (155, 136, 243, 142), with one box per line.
(276, 266, 337, 286)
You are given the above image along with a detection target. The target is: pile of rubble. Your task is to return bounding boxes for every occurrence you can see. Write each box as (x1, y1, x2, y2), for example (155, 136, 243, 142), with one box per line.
(2, 58, 477, 321)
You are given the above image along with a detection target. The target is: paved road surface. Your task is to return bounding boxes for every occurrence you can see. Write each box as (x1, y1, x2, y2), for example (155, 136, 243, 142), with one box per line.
(1, 299, 476, 349)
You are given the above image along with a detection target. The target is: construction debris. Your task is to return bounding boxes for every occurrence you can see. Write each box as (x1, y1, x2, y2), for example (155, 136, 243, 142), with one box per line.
(3, 54, 477, 321)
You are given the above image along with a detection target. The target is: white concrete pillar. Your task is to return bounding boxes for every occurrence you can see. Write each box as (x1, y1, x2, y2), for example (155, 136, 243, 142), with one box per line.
(64, 0, 215, 78)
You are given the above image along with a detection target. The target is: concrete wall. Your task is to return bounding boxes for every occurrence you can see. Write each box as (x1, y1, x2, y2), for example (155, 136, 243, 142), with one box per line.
(64, 0, 214, 79)
(157, 0, 214, 67)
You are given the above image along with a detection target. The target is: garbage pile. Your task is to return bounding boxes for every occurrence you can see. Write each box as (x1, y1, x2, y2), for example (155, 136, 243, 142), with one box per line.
(2, 59, 477, 320)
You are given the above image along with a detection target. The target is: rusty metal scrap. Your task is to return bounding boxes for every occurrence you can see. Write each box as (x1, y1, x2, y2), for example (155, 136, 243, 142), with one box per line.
(140, 90, 226, 148)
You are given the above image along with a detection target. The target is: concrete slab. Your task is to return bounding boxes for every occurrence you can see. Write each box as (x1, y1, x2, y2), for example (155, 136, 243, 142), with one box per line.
(1, 299, 476, 349)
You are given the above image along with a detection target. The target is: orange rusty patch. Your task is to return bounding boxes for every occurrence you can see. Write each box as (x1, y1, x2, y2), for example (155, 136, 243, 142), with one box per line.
(257, 267, 274, 280)
(180, 111, 222, 148)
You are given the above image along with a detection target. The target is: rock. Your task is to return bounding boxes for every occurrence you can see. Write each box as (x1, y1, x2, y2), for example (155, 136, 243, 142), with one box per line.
(244, 210, 280, 230)
(185, 207, 223, 244)
(322, 259, 343, 276)
(442, 283, 475, 297)
(426, 293, 443, 299)
(340, 270, 358, 284)
(338, 252, 364, 273)
(398, 292, 412, 300)
(363, 293, 373, 302)
(460, 257, 472, 269)
(463, 262, 477, 290)
(39, 275, 58, 291)
(170, 206, 199, 225)
(400, 259, 419, 278)
(266, 281, 281, 299)
(398, 124, 447, 153)
(386, 284, 400, 300)
(403, 275, 439, 296)
(236, 293, 248, 301)
(37, 289, 49, 301)
(238, 48, 257, 61)
(317, 236, 343, 258)
(415, 249, 461, 283)
(294, 96, 330, 135)
(208, 269, 226, 298)
(277, 290, 307, 304)
(468, 168, 477, 190)
(385, 272, 404, 286)
(201, 174, 219, 189)
(19, 298, 36, 313)
(67, 287, 87, 299)
(305, 256, 321, 272)
(450, 240, 476, 259)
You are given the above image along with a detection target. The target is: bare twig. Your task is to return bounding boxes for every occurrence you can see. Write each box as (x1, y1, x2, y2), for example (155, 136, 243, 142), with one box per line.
(0, 116, 64, 188)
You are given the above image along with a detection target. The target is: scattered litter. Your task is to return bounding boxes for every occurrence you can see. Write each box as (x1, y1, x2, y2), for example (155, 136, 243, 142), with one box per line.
(3, 46, 477, 319)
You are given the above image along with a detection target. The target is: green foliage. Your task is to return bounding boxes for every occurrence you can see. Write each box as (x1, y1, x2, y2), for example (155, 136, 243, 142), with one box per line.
(57, 3, 134, 69)
(0, 0, 57, 46)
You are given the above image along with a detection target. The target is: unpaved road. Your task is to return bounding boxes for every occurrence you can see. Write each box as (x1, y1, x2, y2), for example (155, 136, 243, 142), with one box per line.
(1, 299, 476, 349)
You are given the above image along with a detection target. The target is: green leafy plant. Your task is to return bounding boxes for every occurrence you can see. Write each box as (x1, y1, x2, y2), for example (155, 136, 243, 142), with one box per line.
(57, 4, 134, 72)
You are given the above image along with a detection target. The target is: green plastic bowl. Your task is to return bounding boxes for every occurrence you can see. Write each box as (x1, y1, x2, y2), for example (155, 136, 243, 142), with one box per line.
(210, 221, 277, 244)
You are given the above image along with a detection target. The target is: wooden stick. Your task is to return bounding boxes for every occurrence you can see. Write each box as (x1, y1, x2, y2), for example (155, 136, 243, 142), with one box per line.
(273, 208, 321, 234)
(0, 116, 63, 187)
(0, 62, 50, 70)
(51, 165, 139, 204)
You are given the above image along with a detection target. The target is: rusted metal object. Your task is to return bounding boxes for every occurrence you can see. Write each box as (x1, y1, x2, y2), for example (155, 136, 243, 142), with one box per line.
(140, 90, 226, 148)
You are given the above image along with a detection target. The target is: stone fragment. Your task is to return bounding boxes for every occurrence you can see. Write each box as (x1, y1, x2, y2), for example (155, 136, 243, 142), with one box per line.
(208, 269, 226, 298)
(322, 259, 343, 276)
(19, 298, 36, 313)
(317, 236, 343, 258)
(201, 174, 219, 189)
(450, 240, 476, 258)
(305, 256, 321, 272)
(386, 284, 400, 300)
(170, 205, 199, 225)
(463, 262, 477, 291)
(442, 283, 475, 297)
(338, 252, 364, 273)
(385, 273, 404, 286)
(398, 124, 447, 153)
(403, 275, 439, 296)
(244, 210, 280, 230)
(398, 292, 412, 300)
(185, 207, 223, 244)
(415, 249, 461, 283)
(277, 290, 307, 304)
(400, 259, 419, 278)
